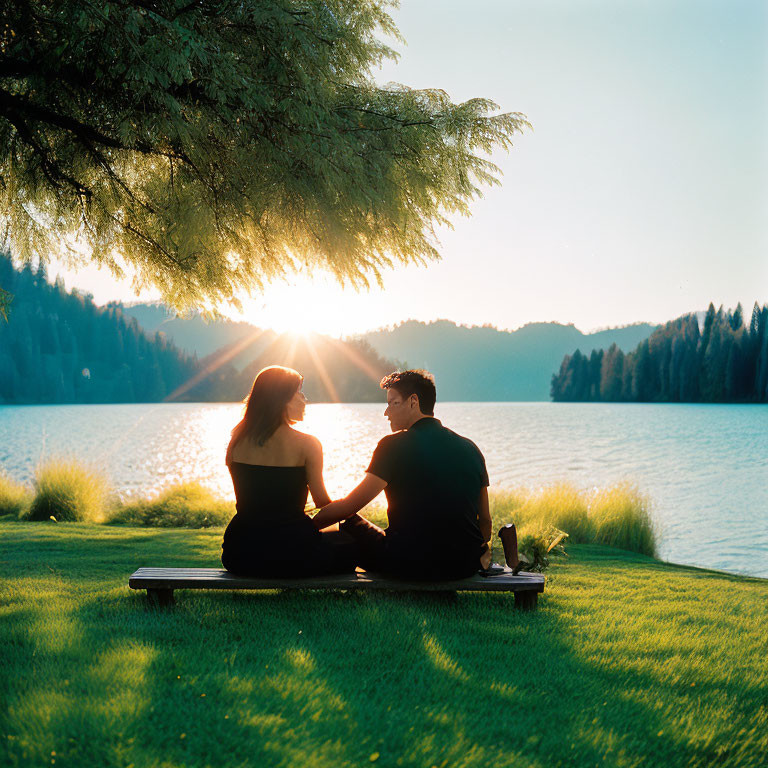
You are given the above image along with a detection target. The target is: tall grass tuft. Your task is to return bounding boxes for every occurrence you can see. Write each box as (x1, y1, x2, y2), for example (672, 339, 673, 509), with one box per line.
(0, 472, 31, 519)
(590, 483, 657, 557)
(27, 459, 108, 523)
(518, 483, 594, 543)
(490, 482, 657, 556)
(107, 482, 235, 528)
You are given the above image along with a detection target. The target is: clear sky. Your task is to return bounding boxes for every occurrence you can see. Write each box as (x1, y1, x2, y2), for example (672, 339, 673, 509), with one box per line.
(54, 0, 768, 336)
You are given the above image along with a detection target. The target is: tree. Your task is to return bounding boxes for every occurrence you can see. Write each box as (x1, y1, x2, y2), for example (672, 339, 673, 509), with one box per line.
(550, 354, 573, 401)
(0, 1, 529, 308)
(553, 305, 768, 403)
(701, 302, 716, 354)
(599, 343, 624, 401)
(0, 250, 12, 319)
(0, 351, 19, 401)
(729, 302, 744, 331)
(588, 349, 603, 400)
(631, 340, 653, 400)
(756, 308, 768, 401)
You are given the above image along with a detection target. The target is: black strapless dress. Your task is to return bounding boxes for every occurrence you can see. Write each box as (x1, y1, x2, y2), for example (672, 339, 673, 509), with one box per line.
(221, 463, 355, 577)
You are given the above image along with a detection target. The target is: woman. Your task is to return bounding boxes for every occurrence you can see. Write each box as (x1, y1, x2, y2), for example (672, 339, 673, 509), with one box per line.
(221, 365, 355, 576)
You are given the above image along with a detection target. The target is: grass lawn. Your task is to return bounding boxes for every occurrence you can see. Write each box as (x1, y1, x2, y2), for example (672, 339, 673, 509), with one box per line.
(1, 521, 766, 768)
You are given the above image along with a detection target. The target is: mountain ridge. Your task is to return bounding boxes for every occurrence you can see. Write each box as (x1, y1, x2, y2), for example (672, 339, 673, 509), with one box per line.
(121, 304, 657, 400)
(358, 318, 657, 400)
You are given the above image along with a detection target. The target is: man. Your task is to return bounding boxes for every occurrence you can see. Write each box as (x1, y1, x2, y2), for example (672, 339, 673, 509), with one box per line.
(314, 370, 492, 578)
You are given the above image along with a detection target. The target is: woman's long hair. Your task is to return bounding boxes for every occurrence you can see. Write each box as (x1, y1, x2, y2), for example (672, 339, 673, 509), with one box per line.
(226, 366, 303, 463)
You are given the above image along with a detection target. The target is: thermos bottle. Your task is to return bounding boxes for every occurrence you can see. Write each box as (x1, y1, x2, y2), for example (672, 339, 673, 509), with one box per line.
(498, 523, 519, 570)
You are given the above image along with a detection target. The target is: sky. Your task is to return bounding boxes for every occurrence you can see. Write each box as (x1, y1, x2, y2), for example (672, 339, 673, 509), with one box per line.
(53, 0, 768, 337)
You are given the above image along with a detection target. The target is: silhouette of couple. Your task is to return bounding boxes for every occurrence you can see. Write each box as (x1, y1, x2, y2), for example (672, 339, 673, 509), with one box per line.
(222, 366, 492, 579)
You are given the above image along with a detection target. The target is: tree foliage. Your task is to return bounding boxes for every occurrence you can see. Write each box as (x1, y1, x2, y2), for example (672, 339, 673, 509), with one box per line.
(551, 303, 768, 403)
(0, 1, 528, 308)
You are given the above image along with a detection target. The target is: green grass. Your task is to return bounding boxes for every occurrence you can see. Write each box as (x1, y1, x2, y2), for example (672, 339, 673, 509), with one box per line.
(25, 459, 108, 523)
(1, 521, 765, 768)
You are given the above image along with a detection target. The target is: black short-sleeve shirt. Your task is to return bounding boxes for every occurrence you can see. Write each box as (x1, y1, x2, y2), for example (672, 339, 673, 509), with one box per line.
(366, 417, 489, 561)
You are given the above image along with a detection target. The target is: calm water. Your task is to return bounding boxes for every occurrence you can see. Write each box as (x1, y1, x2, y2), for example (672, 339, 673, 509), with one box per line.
(1, 403, 766, 578)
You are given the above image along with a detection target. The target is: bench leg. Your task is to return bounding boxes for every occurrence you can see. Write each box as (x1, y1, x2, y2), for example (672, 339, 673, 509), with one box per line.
(147, 588, 175, 607)
(514, 591, 538, 611)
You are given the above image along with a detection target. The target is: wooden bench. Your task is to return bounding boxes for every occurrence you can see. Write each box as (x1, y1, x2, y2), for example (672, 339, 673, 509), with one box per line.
(128, 567, 545, 610)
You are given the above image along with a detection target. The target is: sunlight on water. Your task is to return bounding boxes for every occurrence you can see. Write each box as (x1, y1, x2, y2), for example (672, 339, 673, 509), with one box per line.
(1, 402, 766, 578)
(297, 404, 388, 498)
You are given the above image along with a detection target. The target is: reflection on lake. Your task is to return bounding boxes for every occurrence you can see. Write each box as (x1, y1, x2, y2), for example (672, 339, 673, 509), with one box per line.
(1, 402, 766, 578)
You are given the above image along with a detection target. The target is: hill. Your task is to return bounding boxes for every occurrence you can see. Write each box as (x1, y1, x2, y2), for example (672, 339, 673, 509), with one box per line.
(121, 302, 265, 360)
(360, 319, 657, 400)
(0, 256, 199, 404)
(119, 304, 398, 403)
(182, 332, 397, 404)
(0, 259, 397, 404)
(120, 306, 656, 401)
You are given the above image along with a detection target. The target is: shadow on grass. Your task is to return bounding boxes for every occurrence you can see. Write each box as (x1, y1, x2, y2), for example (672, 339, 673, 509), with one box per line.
(2, 525, 766, 768)
(46, 588, 764, 768)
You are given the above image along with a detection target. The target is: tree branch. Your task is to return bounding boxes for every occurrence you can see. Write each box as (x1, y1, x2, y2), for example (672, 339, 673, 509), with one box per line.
(0, 88, 184, 160)
(2, 105, 92, 197)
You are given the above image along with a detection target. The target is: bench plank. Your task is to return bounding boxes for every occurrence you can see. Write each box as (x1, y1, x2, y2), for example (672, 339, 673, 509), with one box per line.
(129, 567, 544, 594)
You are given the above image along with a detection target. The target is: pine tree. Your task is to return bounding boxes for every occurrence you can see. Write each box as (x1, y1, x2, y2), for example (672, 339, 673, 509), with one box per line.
(724, 340, 739, 400)
(701, 303, 717, 355)
(730, 303, 744, 331)
(551, 354, 573, 401)
(111, 364, 136, 403)
(756, 309, 768, 401)
(0, 252, 15, 320)
(599, 344, 624, 401)
(0, 351, 19, 402)
(40, 314, 61, 356)
(632, 340, 652, 401)
(587, 349, 603, 400)
(0, 256, 204, 403)
(701, 321, 725, 401)
(550, 305, 767, 403)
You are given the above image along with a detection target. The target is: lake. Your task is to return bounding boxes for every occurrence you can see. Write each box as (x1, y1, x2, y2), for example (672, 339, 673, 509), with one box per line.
(1, 402, 766, 578)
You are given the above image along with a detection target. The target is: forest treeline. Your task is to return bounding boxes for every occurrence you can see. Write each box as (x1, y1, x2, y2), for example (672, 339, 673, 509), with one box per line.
(0, 255, 395, 404)
(551, 303, 768, 403)
(0, 256, 199, 403)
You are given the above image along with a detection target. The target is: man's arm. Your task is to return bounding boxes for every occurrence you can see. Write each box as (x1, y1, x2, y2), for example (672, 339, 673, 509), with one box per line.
(304, 435, 332, 509)
(478, 487, 492, 569)
(312, 473, 387, 530)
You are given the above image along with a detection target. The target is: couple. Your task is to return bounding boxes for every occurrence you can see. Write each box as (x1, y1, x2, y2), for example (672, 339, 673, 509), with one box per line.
(221, 366, 493, 580)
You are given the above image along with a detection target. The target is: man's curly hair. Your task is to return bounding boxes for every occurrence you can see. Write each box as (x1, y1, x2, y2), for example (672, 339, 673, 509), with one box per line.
(380, 370, 436, 415)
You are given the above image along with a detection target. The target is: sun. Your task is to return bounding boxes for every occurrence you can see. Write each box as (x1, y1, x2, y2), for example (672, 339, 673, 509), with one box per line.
(235, 273, 369, 338)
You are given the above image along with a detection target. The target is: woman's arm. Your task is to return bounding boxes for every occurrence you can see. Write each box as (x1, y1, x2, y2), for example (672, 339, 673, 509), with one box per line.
(312, 473, 387, 529)
(304, 434, 332, 509)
